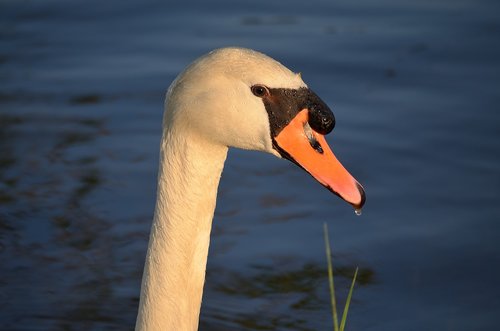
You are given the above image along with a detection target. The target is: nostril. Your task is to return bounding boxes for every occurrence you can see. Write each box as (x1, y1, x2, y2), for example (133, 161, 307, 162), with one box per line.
(310, 137, 324, 154)
(304, 123, 325, 154)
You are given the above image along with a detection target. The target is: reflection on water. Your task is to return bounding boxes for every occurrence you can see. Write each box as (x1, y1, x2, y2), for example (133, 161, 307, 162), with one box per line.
(0, 112, 138, 330)
(1, 0, 500, 330)
(213, 263, 373, 301)
(70, 94, 103, 105)
(202, 262, 374, 331)
(240, 16, 300, 26)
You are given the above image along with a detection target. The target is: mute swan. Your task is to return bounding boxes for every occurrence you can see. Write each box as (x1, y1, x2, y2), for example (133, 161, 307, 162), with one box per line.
(135, 47, 365, 331)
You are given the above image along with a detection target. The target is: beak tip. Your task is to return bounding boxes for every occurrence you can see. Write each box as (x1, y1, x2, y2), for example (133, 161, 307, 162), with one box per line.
(352, 182, 366, 210)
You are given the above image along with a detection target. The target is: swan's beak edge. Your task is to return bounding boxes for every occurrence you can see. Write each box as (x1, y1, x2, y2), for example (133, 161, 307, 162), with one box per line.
(273, 109, 365, 210)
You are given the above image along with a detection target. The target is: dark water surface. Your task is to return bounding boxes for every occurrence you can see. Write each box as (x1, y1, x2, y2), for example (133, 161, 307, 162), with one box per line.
(1, 0, 500, 330)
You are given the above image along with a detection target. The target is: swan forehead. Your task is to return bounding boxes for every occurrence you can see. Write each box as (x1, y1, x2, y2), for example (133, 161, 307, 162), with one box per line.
(200, 47, 306, 89)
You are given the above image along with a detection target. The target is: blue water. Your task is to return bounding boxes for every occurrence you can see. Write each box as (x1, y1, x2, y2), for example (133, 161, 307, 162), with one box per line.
(1, 0, 499, 330)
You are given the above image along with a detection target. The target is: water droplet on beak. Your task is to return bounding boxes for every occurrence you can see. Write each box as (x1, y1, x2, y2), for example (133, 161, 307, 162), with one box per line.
(354, 208, 362, 216)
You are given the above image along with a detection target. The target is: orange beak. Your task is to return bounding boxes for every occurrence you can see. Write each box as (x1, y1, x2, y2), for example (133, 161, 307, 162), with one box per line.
(274, 109, 365, 210)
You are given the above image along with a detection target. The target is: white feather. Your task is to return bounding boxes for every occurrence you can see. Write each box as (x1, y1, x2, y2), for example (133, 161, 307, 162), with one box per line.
(135, 48, 306, 331)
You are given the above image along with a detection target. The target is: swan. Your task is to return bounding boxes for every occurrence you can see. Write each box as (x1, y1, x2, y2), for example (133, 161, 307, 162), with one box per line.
(135, 47, 365, 331)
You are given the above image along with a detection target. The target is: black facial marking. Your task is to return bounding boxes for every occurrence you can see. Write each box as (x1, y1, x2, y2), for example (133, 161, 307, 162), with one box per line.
(258, 87, 335, 139)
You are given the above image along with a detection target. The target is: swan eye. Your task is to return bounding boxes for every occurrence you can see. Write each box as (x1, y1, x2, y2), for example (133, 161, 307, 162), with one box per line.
(251, 85, 269, 98)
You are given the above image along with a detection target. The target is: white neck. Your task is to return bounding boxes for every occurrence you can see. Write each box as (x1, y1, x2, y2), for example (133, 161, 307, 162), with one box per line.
(135, 127, 228, 331)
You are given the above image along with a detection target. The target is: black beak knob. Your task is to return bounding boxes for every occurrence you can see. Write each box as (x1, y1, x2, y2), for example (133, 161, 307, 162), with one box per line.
(306, 91, 335, 135)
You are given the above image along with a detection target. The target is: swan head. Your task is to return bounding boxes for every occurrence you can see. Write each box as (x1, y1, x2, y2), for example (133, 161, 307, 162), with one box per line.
(165, 47, 365, 209)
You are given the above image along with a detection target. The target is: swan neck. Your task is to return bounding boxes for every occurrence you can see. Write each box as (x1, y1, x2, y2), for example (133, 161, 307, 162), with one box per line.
(136, 129, 227, 331)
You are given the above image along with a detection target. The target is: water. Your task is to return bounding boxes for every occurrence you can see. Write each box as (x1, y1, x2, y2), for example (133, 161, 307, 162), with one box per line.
(1, 0, 499, 330)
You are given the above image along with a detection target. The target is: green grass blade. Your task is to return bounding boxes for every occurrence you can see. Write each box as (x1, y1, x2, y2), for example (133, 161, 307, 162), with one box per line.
(339, 267, 358, 331)
(323, 222, 339, 331)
